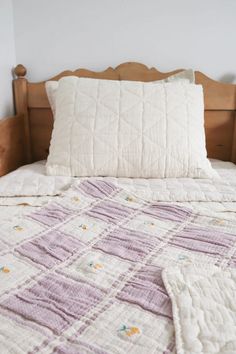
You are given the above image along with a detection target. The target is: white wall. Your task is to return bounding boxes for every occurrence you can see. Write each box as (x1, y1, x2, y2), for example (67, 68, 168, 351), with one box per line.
(0, 0, 16, 118)
(12, 0, 236, 83)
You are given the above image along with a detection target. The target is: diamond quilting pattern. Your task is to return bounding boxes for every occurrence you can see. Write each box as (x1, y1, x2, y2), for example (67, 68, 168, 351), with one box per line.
(46, 77, 216, 178)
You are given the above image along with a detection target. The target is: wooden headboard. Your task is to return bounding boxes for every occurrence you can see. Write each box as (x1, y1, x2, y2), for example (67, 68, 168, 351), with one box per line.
(13, 62, 236, 165)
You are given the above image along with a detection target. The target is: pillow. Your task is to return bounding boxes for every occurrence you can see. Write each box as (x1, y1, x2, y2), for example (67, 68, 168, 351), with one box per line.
(163, 69, 195, 83)
(46, 77, 217, 179)
(45, 69, 195, 118)
(45, 80, 58, 116)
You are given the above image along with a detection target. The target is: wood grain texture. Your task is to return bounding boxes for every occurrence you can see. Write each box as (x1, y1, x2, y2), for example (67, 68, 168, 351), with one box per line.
(13, 66, 32, 163)
(13, 62, 236, 165)
(231, 112, 236, 164)
(205, 111, 235, 161)
(116, 63, 236, 110)
(0, 115, 25, 176)
(29, 108, 53, 161)
(195, 72, 236, 111)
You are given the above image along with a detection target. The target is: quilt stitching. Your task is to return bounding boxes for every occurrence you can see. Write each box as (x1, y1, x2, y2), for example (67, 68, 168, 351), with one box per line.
(1, 180, 236, 353)
(47, 78, 215, 178)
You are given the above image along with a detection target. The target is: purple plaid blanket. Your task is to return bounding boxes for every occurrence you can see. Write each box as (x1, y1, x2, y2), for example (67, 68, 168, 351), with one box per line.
(0, 179, 236, 353)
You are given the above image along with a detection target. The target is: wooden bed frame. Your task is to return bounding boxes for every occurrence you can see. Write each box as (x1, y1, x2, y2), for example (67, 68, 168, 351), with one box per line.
(0, 62, 236, 176)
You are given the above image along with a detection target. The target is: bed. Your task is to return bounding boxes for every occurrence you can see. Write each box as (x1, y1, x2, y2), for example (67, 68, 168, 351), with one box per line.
(0, 62, 236, 353)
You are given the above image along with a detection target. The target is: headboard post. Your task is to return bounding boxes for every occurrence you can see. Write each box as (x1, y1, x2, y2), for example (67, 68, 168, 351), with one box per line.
(13, 65, 32, 163)
(232, 112, 236, 164)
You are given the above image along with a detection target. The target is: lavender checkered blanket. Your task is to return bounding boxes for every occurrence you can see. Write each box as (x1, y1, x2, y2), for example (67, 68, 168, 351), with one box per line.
(1, 179, 236, 353)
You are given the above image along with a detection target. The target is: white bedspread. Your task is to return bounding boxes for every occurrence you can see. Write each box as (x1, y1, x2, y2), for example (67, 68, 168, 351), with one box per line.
(1, 160, 236, 353)
(0, 159, 236, 201)
(0, 160, 73, 197)
(163, 265, 236, 353)
(1, 159, 236, 218)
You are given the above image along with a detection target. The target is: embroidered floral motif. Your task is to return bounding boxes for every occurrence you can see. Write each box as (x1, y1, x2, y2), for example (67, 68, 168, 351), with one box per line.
(0, 266, 10, 273)
(72, 197, 80, 203)
(13, 225, 24, 232)
(178, 254, 189, 261)
(79, 224, 88, 230)
(17, 203, 29, 206)
(212, 219, 225, 226)
(88, 262, 103, 270)
(126, 196, 134, 202)
(177, 254, 192, 265)
(144, 221, 155, 227)
(118, 325, 140, 337)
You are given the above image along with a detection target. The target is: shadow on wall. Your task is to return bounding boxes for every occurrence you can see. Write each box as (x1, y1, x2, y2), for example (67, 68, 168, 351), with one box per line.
(219, 73, 236, 84)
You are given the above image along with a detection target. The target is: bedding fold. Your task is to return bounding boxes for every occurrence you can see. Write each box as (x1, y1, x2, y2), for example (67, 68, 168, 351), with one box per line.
(162, 264, 236, 354)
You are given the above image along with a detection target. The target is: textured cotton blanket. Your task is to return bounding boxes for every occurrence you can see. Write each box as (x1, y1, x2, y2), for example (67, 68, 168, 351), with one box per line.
(0, 180, 236, 353)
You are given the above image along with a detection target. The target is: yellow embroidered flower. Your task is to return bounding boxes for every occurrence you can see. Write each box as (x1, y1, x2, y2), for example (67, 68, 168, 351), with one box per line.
(126, 196, 134, 202)
(79, 224, 88, 230)
(94, 263, 103, 270)
(216, 219, 225, 225)
(144, 221, 155, 227)
(89, 262, 103, 270)
(119, 325, 140, 337)
(0, 266, 10, 273)
(13, 225, 23, 232)
(211, 218, 225, 226)
(73, 197, 80, 203)
(126, 327, 140, 337)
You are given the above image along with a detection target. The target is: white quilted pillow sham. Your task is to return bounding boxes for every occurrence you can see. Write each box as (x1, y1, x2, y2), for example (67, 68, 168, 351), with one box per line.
(45, 69, 195, 118)
(45, 80, 58, 116)
(46, 77, 217, 178)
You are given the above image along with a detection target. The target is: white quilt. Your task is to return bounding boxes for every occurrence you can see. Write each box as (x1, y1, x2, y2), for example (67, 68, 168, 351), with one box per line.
(105, 159, 236, 202)
(46, 77, 216, 178)
(163, 265, 236, 354)
(1, 159, 236, 203)
(0, 160, 73, 197)
(1, 161, 236, 353)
